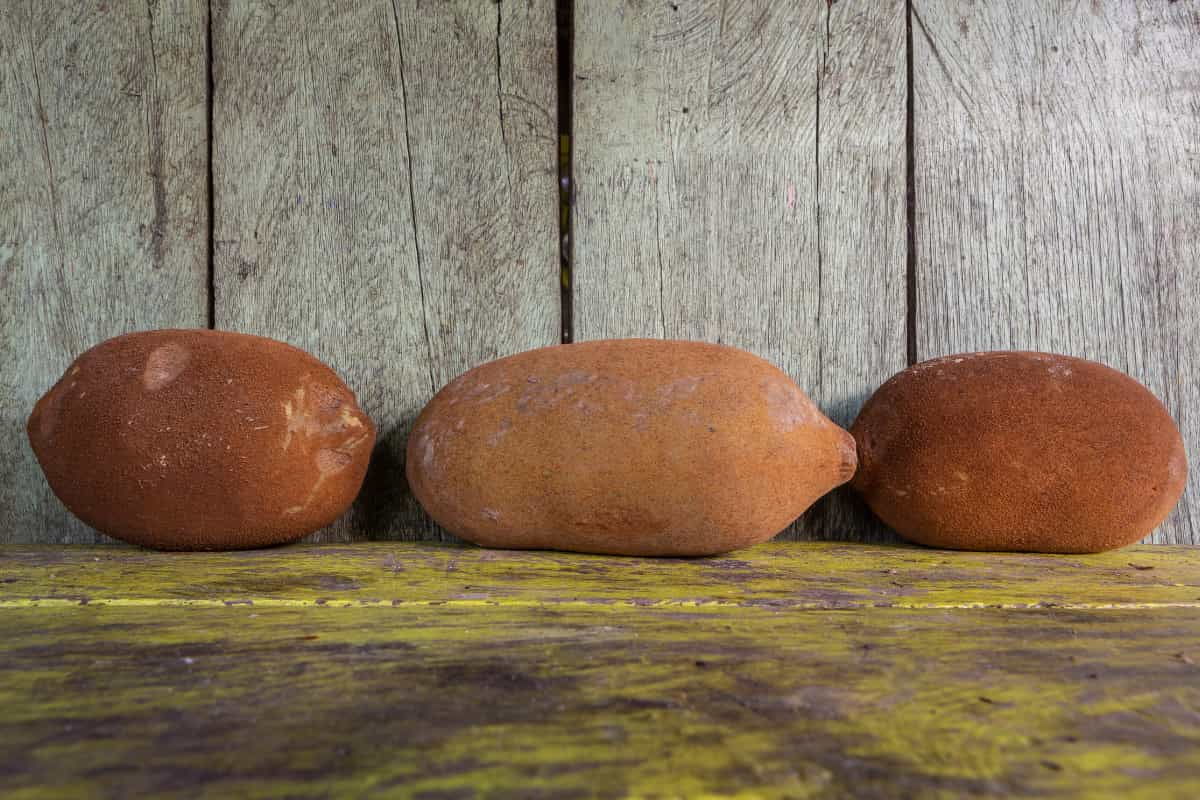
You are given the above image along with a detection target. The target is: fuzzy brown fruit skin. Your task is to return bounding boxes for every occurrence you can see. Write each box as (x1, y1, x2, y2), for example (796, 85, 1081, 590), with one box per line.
(27, 330, 375, 550)
(851, 351, 1188, 553)
(406, 339, 857, 556)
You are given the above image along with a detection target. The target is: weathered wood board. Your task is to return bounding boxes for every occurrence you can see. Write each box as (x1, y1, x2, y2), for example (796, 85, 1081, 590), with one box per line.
(572, 1, 907, 542)
(2, 542, 1198, 798)
(211, 0, 560, 542)
(3, 541, 1198, 608)
(912, 1, 1200, 544)
(0, 0, 209, 543)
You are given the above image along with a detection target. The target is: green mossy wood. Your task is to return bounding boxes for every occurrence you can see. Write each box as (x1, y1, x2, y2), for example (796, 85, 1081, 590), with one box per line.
(3, 542, 1198, 798)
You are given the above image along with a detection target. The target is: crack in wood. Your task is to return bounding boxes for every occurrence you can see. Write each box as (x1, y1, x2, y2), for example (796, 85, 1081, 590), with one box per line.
(653, 184, 666, 338)
(705, 0, 727, 112)
(25, 29, 64, 276)
(494, 1, 513, 198)
(910, 4, 978, 130)
(390, 0, 437, 394)
(145, 0, 167, 272)
(815, 0, 829, 403)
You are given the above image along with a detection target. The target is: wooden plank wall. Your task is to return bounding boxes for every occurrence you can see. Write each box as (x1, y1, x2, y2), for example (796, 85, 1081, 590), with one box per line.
(210, 0, 559, 541)
(1, 1, 1196, 545)
(913, 0, 1200, 544)
(573, 1, 906, 540)
(1, 0, 209, 542)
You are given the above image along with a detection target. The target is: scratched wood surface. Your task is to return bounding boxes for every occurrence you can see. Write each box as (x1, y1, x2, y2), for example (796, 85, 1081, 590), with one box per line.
(572, 1, 907, 542)
(912, 0, 1200, 544)
(0, 0, 209, 543)
(2, 543, 1199, 798)
(212, 0, 559, 543)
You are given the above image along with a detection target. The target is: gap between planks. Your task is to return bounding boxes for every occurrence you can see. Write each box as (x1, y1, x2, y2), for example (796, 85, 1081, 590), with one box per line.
(905, 0, 917, 365)
(557, 0, 574, 343)
(205, 0, 215, 329)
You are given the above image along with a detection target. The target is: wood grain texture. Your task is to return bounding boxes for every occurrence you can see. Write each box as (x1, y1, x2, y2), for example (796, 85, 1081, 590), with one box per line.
(212, 1, 559, 542)
(2, 541, 1198, 609)
(572, 1, 906, 542)
(2, 542, 1199, 798)
(808, 0, 908, 542)
(912, 1, 1200, 544)
(0, 0, 209, 544)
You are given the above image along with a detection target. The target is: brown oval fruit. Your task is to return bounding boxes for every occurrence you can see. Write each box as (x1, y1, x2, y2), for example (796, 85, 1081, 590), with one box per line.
(406, 339, 856, 556)
(851, 351, 1187, 553)
(27, 330, 375, 550)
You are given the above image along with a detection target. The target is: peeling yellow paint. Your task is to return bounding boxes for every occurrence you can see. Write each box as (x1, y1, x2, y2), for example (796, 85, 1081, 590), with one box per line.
(1, 597, 1196, 798)
(1, 540, 1198, 800)
(1, 542, 1196, 609)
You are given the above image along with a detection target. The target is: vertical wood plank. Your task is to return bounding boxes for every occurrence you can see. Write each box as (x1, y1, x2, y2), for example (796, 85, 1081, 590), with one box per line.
(913, 1, 1200, 544)
(213, 1, 559, 541)
(808, 0, 908, 540)
(0, 0, 209, 543)
(572, 0, 906, 541)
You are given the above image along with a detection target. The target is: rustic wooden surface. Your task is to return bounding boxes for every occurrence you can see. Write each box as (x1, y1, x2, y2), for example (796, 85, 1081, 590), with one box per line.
(212, 0, 559, 542)
(809, 1, 908, 541)
(4, 541, 1199, 608)
(2, 542, 1199, 798)
(0, 0, 209, 543)
(912, 0, 1200, 544)
(572, 1, 906, 542)
(3, 1, 1198, 546)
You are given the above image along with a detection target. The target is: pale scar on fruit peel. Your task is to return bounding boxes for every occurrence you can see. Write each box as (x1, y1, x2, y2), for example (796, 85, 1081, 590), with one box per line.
(764, 379, 812, 433)
(285, 435, 370, 516)
(281, 383, 366, 451)
(143, 343, 190, 391)
(36, 385, 64, 439)
(317, 433, 369, 472)
(487, 418, 512, 446)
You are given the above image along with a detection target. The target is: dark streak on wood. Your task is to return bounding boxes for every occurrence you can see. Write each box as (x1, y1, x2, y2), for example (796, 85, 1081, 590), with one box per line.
(2, 1, 210, 542)
(494, 0, 513, 198)
(146, 0, 167, 270)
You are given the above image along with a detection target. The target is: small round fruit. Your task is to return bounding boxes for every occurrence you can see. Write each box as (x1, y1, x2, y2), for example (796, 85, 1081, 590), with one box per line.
(27, 329, 375, 549)
(851, 351, 1187, 553)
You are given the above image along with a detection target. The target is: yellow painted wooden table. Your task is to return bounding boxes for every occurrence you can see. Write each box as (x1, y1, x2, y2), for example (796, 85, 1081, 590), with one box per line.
(2, 542, 1199, 798)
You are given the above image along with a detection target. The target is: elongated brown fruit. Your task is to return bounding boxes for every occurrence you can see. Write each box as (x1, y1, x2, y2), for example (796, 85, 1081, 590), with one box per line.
(407, 339, 856, 556)
(27, 330, 375, 550)
(851, 351, 1187, 553)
